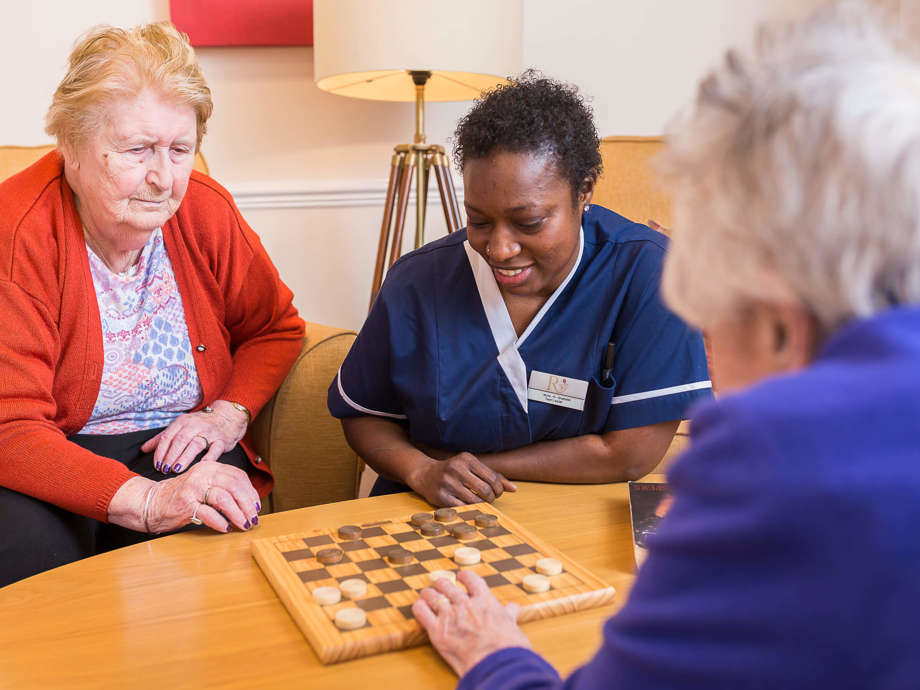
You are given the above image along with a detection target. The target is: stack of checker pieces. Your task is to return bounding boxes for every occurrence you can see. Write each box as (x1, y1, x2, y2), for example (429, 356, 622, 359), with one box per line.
(251, 502, 616, 664)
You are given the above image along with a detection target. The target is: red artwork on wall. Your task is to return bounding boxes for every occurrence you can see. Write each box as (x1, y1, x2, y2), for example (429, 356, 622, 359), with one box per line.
(170, 0, 314, 47)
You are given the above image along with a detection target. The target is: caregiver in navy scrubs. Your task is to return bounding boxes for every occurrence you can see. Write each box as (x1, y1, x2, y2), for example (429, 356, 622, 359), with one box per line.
(328, 73, 711, 507)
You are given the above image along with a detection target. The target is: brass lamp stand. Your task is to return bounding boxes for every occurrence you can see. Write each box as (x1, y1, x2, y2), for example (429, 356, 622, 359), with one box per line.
(369, 71, 462, 310)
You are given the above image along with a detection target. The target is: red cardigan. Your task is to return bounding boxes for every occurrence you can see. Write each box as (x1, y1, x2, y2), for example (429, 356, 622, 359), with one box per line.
(0, 152, 305, 521)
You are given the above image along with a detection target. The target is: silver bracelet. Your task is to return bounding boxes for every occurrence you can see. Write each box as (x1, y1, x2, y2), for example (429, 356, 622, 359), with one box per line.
(141, 483, 158, 534)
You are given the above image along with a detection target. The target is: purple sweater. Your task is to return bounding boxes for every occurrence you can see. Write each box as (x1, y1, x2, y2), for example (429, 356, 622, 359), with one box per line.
(460, 305, 920, 690)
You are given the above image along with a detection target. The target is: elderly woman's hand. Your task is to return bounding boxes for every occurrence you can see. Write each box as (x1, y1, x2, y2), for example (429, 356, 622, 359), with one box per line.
(413, 570, 532, 677)
(148, 461, 260, 532)
(409, 452, 517, 507)
(140, 400, 249, 474)
(107, 462, 260, 533)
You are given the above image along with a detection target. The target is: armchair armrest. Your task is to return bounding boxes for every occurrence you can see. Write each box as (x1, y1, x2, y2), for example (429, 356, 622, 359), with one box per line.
(250, 322, 358, 513)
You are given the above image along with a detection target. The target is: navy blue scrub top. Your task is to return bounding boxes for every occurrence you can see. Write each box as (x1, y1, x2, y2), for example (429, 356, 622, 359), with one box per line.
(328, 206, 712, 454)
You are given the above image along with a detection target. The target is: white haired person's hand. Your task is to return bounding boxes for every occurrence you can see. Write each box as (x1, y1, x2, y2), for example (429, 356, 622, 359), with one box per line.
(108, 463, 261, 534)
(141, 400, 250, 475)
(412, 570, 532, 677)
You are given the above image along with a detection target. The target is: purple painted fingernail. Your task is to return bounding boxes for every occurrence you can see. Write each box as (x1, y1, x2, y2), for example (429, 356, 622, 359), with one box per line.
(155, 462, 161, 471)
(226, 524, 233, 532)
(251, 516, 259, 526)
(244, 520, 251, 529)
(163, 465, 171, 473)
(255, 501, 261, 512)
(174, 464, 182, 472)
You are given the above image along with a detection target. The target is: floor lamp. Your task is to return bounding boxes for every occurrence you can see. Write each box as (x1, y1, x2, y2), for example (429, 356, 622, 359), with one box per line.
(313, 0, 523, 309)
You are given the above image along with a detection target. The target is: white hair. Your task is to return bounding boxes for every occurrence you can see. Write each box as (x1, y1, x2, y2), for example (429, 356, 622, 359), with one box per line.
(659, 1, 920, 336)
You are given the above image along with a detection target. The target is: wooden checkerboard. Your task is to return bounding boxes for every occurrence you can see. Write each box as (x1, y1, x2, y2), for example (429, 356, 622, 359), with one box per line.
(252, 502, 616, 664)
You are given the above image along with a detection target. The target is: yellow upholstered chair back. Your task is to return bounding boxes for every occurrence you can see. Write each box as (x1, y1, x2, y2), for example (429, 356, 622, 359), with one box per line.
(594, 135, 698, 470)
(0, 144, 210, 183)
(594, 136, 670, 232)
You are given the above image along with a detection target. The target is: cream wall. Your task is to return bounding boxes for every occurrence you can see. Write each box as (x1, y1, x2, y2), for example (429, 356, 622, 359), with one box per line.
(3, 0, 837, 331)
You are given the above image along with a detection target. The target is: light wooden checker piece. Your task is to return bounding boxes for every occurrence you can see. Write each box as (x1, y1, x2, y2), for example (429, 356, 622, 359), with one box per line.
(251, 503, 616, 664)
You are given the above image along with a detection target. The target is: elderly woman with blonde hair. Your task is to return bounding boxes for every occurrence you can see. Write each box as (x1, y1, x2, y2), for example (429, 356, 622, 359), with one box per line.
(411, 4, 920, 688)
(0, 22, 304, 586)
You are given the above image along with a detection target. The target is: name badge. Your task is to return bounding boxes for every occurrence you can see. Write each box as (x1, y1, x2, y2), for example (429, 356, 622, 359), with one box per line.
(527, 370, 588, 411)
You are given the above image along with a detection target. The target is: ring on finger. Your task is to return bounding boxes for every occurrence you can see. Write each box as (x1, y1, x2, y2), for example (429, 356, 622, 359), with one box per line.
(432, 594, 450, 613)
(195, 434, 210, 447)
(203, 486, 212, 505)
(190, 503, 204, 525)
(467, 486, 479, 497)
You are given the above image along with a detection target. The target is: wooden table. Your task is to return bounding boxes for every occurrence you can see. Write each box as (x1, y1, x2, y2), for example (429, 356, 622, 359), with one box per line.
(0, 482, 640, 689)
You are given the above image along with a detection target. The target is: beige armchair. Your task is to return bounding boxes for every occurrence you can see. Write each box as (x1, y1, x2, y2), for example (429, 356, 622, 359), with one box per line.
(1, 144, 359, 512)
(593, 136, 693, 470)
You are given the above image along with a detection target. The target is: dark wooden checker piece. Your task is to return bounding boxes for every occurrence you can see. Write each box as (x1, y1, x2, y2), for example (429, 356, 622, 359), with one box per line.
(317, 548, 345, 565)
(474, 513, 499, 528)
(337, 525, 362, 540)
(434, 507, 457, 522)
(410, 512, 434, 527)
(449, 523, 477, 540)
(420, 522, 446, 537)
(386, 547, 414, 565)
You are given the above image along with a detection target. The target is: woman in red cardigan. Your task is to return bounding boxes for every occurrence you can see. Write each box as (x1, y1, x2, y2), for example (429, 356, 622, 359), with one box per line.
(0, 22, 305, 586)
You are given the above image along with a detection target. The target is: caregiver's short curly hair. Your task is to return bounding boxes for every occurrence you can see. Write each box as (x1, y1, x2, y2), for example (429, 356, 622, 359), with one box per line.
(453, 70, 602, 202)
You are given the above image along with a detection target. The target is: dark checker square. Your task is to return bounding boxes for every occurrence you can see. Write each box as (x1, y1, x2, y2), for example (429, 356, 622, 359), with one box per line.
(340, 539, 369, 552)
(304, 535, 334, 547)
(490, 557, 522, 572)
(282, 548, 313, 561)
(377, 579, 411, 594)
(356, 558, 388, 572)
(361, 526, 386, 538)
(397, 605, 415, 620)
(480, 526, 511, 538)
(412, 548, 444, 562)
(504, 543, 537, 556)
(357, 596, 391, 612)
(428, 536, 459, 548)
(466, 539, 498, 552)
(483, 573, 510, 588)
(298, 568, 330, 583)
(336, 573, 368, 583)
(392, 531, 423, 543)
(394, 564, 427, 577)
(457, 509, 482, 521)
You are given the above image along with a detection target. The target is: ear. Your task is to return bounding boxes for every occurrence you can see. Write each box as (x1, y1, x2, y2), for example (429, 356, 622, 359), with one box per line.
(578, 176, 595, 208)
(59, 142, 80, 171)
(766, 302, 819, 372)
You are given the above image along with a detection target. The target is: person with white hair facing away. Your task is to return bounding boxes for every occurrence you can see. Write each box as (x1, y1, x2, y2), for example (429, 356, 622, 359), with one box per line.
(411, 4, 920, 688)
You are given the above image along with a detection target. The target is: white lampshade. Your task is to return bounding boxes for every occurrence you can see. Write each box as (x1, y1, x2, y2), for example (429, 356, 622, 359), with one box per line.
(313, 0, 523, 102)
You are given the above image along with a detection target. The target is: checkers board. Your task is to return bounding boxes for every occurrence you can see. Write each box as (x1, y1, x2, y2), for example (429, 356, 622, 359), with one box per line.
(252, 502, 616, 664)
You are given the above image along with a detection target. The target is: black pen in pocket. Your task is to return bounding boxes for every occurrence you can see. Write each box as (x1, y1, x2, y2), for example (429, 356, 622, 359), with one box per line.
(601, 342, 615, 385)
